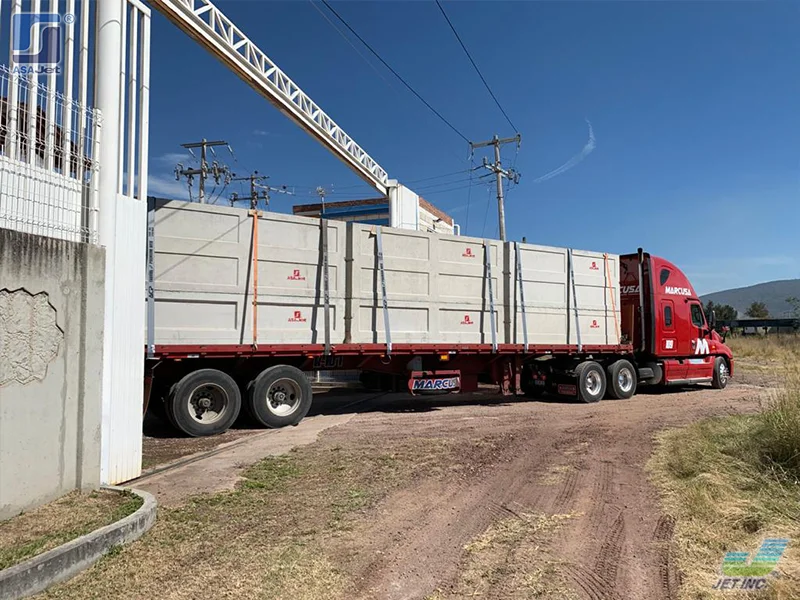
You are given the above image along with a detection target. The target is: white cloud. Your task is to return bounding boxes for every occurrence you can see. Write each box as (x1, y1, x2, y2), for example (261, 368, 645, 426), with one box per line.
(155, 152, 196, 165)
(532, 120, 596, 184)
(252, 129, 271, 137)
(147, 174, 191, 200)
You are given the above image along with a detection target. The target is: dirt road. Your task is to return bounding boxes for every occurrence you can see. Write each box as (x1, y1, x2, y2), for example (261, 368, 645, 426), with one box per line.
(314, 385, 761, 600)
(130, 383, 764, 600)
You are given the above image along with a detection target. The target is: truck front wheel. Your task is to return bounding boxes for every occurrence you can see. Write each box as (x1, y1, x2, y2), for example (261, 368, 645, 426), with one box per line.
(607, 359, 637, 400)
(248, 365, 313, 428)
(711, 357, 729, 389)
(167, 369, 242, 437)
(575, 361, 606, 403)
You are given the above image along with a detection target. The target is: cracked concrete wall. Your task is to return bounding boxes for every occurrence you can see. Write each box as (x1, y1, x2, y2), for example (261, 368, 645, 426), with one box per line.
(0, 229, 105, 520)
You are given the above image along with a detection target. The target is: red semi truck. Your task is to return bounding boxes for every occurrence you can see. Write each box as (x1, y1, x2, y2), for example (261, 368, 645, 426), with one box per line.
(145, 247, 733, 437)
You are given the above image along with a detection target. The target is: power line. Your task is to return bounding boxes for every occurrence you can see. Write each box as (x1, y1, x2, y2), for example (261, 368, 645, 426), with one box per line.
(319, 0, 470, 143)
(308, 0, 397, 92)
(421, 180, 494, 196)
(435, 0, 518, 134)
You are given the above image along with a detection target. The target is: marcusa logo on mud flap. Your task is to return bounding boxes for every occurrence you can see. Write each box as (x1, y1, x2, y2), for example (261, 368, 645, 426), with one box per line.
(411, 378, 459, 391)
(712, 538, 789, 591)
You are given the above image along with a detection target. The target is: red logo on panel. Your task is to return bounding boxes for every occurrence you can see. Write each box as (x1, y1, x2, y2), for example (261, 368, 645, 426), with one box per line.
(287, 269, 306, 281)
(288, 310, 307, 323)
(462, 248, 475, 258)
(590, 319, 600, 329)
(590, 261, 599, 271)
(461, 315, 474, 325)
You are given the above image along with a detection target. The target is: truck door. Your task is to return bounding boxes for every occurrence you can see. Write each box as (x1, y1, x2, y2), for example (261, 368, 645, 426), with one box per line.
(659, 298, 687, 381)
(687, 301, 714, 379)
(660, 299, 677, 355)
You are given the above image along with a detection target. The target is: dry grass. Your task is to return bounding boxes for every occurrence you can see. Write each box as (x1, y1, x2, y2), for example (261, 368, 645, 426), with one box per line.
(0, 490, 142, 570)
(37, 436, 460, 600)
(430, 512, 577, 599)
(649, 360, 800, 599)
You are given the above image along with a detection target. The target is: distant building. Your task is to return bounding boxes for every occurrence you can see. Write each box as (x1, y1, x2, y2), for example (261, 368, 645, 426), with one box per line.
(292, 195, 458, 235)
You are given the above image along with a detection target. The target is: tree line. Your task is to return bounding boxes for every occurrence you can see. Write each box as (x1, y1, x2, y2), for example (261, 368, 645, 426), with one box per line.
(704, 297, 800, 320)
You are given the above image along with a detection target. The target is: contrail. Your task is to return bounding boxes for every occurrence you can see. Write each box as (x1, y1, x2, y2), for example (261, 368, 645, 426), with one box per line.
(532, 120, 596, 184)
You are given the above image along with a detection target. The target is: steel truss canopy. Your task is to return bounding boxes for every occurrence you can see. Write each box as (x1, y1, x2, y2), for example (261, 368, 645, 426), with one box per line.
(149, 0, 389, 195)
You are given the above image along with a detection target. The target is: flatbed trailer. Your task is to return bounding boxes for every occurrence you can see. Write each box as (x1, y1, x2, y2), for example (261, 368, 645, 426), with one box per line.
(144, 203, 733, 437)
(145, 340, 644, 437)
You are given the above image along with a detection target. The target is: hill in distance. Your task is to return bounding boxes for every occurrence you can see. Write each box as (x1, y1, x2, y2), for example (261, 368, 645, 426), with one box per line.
(701, 279, 800, 318)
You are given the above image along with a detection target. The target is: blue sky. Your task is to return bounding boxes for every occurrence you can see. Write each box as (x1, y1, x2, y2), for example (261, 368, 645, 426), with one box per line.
(145, 0, 800, 295)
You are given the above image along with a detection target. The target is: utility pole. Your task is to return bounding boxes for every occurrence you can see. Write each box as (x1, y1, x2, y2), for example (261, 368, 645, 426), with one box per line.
(470, 134, 521, 241)
(230, 170, 294, 210)
(315, 186, 330, 215)
(175, 139, 233, 203)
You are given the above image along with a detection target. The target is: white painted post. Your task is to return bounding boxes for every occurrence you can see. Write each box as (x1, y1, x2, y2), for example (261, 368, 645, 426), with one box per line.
(94, 0, 124, 485)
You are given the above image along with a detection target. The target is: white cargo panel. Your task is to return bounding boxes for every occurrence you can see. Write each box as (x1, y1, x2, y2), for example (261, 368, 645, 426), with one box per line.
(346, 224, 505, 344)
(152, 200, 346, 345)
(509, 242, 621, 346)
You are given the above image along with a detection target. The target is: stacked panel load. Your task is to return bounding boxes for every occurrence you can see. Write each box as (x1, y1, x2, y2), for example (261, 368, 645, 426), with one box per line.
(151, 200, 346, 345)
(509, 241, 620, 346)
(346, 223, 505, 344)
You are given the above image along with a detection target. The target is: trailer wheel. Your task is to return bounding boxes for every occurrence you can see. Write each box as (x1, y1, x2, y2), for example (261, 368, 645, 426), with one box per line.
(248, 365, 313, 428)
(575, 361, 606, 403)
(606, 359, 637, 400)
(711, 357, 729, 389)
(168, 369, 242, 437)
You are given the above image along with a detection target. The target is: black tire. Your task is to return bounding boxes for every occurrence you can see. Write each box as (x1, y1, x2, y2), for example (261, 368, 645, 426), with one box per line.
(712, 356, 729, 389)
(575, 361, 606, 403)
(167, 369, 242, 437)
(248, 365, 313, 428)
(606, 359, 637, 400)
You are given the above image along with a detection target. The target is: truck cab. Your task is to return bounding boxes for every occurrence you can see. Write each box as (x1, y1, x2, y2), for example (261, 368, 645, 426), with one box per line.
(620, 249, 733, 387)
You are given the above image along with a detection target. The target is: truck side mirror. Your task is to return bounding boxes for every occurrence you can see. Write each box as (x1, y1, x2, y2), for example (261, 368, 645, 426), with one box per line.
(709, 310, 717, 329)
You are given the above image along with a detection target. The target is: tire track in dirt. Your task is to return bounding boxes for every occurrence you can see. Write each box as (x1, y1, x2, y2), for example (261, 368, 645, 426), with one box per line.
(325, 385, 761, 600)
(563, 564, 624, 600)
(653, 515, 680, 599)
(595, 512, 626, 587)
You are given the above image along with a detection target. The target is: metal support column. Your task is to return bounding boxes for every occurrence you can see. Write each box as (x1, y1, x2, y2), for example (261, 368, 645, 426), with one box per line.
(515, 243, 529, 352)
(484, 241, 498, 352)
(321, 218, 331, 355)
(376, 227, 392, 356)
(568, 248, 582, 352)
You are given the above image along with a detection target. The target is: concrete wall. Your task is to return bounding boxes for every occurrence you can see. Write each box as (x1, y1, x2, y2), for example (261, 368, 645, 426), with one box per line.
(0, 228, 105, 520)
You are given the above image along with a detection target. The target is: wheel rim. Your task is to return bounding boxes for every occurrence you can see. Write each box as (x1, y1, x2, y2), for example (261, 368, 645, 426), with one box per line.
(719, 362, 728, 385)
(617, 367, 634, 393)
(187, 383, 228, 424)
(265, 378, 302, 417)
(585, 370, 602, 396)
